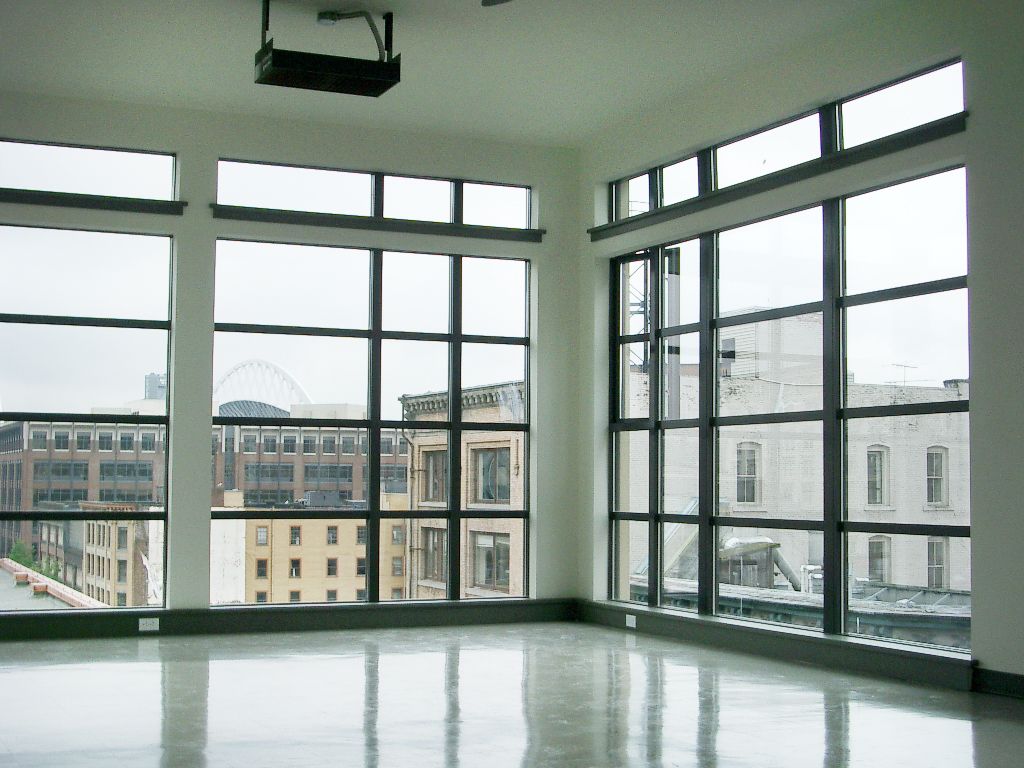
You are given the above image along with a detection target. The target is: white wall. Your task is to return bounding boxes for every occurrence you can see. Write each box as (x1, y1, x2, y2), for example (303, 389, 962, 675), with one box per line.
(576, 0, 1024, 675)
(0, 90, 582, 604)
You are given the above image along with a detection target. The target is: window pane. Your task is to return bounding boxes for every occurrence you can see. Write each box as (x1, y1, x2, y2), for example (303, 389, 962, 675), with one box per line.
(0, 140, 174, 199)
(717, 423, 823, 519)
(661, 240, 700, 327)
(0, 325, 167, 414)
(717, 314, 823, 416)
(396, 519, 449, 598)
(619, 342, 649, 419)
(846, 413, 969, 523)
(382, 251, 450, 333)
(619, 258, 650, 336)
(462, 431, 525, 509)
(614, 520, 648, 603)
(214, 241, 369, 329)
(216, 160, 372, 215)
(0, 519, 164, 610)
(661, 522, 698, 611)
(717, 207, 822, 314)
(625, 174, 650, 217)
(377, 520, 416, 601)
(381, 340, 449, 421)
(716, 114, 821, 188)
(845, 290, 968, 406)
(405, 430, 450, 508)
(662, 333, 699, 420)
(210, 518, 367, 605)
(383, 175, 452, 222)
(662, 428, 698, 515)
(717, 525, 823, 629)
(844, 169, 966, 294)
(462, 257, 527, 337)
(662, 157, 698, 206)
(462, 519, 524, 598)
(847, 532, 969, 649)
(613, 431, 648, 514)
(842, 62, 964, 149)
(213, 333, 368, 415)
(0, 227, 170, 321)
(462, 344, 526, 424)
(462, 183, 529, 228)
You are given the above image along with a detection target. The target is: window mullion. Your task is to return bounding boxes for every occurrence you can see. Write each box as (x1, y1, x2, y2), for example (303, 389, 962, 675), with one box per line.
(448, 255, 463, 600)
(822, 197, 844, 634)
(697, 232, 716, 615)
(648, 249, 661, 607)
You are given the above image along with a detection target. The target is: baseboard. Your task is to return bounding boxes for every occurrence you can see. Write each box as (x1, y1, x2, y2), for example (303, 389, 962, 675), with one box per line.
(973, 667, 1024, 698)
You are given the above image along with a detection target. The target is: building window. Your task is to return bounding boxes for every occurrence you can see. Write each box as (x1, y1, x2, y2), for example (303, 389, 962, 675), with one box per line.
(422, 450, 447, 503)
(326, 590, 337, 602)
(289, 591, 301, 603)
(289, 559, 301, 578)
(302, 435, 317, 454)
(926, 446, 948, 505)
(356, 525, 367, 545)
(263, 435, 277, 453)
(356, 589, 367, 602)
(117, 526, 128, 550)
(327, 558, 337, 577)
(867, 535, 890, 583)
(421, 528, 447, 582)
(399, 437, 409, 456)
(116, 593, 127, 607)
(472, 533, 510, 590)
(322, 436, 337, 454)
(255, 591, 267, 603)
(31, 430, 47, 450)
(76, 432, 91, 450)
(867, 446, 889, 506)
(735, 443, 759, 504)
(391, 588, 403, 600)
(289, 525, 301, 545)
(120, 433, 134, 451)
(242, 434, 256, 453)
(117, 559, 127, 583)
(380, 436, 393, 455)
(141, 432, 156, 451)
(928, 537, 949, 589)
(98, 432, 113, 451)
(392, 556, 404, 577)
(256, 559, 268, 579)
(256, 526, 268, 546)
(54, 431, 70, 450)
(340, 436, 355, 455)
(391, 525, 404, 545)
(282, 435, 297, 454)
(326, 525, 338, 545)
(473, 447, 510, 503)
(356, 558, 366, 576)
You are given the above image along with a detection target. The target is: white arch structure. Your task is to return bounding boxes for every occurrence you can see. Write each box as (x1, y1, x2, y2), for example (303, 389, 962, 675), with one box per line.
(213, 359, 311, 413)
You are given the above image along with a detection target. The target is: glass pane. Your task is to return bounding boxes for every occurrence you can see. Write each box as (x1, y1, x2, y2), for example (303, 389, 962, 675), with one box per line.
(614, 520, 648, 602)
(661, 239, 699, 327)
(847, 532, 970, 649)
(0, 325, 168, 414)
(662, 428, 698, 514)
(661, 333, 699, 420)
(396, 518, 449, 599)
(381, 340, 449, 421)
(383, 175, 452, 222)
(626, 174, 650, 217)
(846, 412, 969, 523)
(718, 207, 822, 314)
(213, 333, 368, 415)
(619, 258, 650, 336)
(716, 525, 823, 629)
(214, 241, 369, 329)
(662, 157, 698, 206)
(462, 183, 529, 228)
(717, 423, 823, 519)
(404, 429, 450, 509)
(377, 520, 412, 601)
(210, 518, 368, 605)
(717, 314, 823, 416)
(382, 251, 450, 333)
(216, 160, 372, 216)
(461, 518, 524, 598)
(716, 114, 821, 188)
(661, 522, 698, 610)
(0, 226, 170, 320)
(613, 431, 648, 514)
(619, 342, 649, 419)
(0, 519, 164, 610)
(842, 62, 964, 149)
(845, 290, 968, 405)
(462, 344, 526, 423)
(462, 257, 527, 337)
(0, 140, 174, 199)
(214, 425, 369, 510)
(461, 431, 525, 509)
(844, 169, 966, 295)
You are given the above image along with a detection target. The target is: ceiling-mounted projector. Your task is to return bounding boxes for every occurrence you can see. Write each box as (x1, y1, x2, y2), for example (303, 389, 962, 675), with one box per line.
(254, 1, 401, 97)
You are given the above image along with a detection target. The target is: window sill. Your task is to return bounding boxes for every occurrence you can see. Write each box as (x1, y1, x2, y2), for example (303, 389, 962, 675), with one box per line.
(0, 187, 187, 215)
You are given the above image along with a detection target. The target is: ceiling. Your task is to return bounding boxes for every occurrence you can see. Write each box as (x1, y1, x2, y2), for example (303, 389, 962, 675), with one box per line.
(0, 0, 887, 147)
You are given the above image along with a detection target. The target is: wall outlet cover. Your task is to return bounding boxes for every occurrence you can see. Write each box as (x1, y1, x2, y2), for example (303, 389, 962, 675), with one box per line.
(138, 617, 160, 633)
(625, 614, 637, 629)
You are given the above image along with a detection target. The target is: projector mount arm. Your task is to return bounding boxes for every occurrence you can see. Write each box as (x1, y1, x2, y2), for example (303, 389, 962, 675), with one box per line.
(261, 1, 394, 63)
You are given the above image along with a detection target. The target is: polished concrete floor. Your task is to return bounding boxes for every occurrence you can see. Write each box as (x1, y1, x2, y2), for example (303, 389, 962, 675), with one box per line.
(1, 622, 1023, 767)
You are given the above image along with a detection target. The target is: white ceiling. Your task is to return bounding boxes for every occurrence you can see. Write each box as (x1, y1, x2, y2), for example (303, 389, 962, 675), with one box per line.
(0, 0, 887, 147)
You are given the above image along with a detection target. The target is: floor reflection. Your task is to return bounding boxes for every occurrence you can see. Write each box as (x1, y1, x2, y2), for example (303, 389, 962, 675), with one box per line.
(0, 623, 1020, 767)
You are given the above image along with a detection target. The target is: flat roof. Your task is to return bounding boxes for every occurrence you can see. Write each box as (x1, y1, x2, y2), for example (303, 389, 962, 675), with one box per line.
(0, 569, 73, 611)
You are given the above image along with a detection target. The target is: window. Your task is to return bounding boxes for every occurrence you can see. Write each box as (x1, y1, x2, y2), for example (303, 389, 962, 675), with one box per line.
(326, 558, 337, 577)
(380, 436, 393, 455)
(474, 447, 510, 503)
(391, 588, 403, 600)
(116, 593, 127, 607)
(398, 437, 409, 456)
(715, 114, 821, 188)
(120, 433, 134, 451)
(256, 526, 268, 546)
(422, 450, 448, 503)
(54, 431, 70, 450)
(391, 525, 404, 545)
(392, 557, 404, 577)
(302, 436, 317, 454)
(141, 432, 156, 451)
(31, 431, 47, 450)
(326, 590, 338, 602)
(263, 436, 277, 454)
(117, 559, 127, 583)
(98, 432, 113, 451)
(868, 536, 891, 583)
(289, 559, 301, 578)
(422, 528, 447, 581)
(76, 432, 91, 450)
(341, 436, 355, 455)
(356, 589, 367, 602)
(326, 526, 338, 545)
(117, 527, 128, 550)
(356, 525, 367, 545)
(472, 533, 510, 590)
(289, 591, 301, 603)
(282, 436, 297, 454)
(927, 447, 948, 505)
(867, 446, 889, 506)
(735, 443, 759, 504)
(256, 559, 268, 579)
(217, 160, 372, 216)
(289, 526, 301, 545)
(356, 558, 366, 576)
(928, 537, 949, 589)
(242, 434, 256, 453)
(255, 591, 268, 603)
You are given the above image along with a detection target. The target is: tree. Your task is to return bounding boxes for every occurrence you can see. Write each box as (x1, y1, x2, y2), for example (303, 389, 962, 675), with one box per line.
(8, 540, 34, 569)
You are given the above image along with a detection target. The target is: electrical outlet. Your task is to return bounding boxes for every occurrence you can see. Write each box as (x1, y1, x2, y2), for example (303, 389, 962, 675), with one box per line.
(625, 614, 637, 629)
(138, 617, 160, 633)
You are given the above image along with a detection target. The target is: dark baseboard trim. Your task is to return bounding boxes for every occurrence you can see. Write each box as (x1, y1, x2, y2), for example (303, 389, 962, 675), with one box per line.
(972, 667, 1024, 698)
